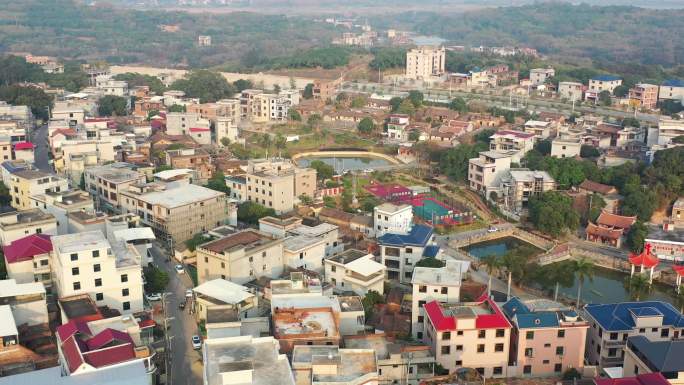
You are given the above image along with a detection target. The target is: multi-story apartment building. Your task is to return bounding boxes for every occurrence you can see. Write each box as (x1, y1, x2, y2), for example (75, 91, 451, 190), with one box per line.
(215, 117, 238, 146)
(583, 301, 684, 369)
(374, 202, 413, 238)
(551, 137, 582, 158)
(187, 100, 240, 123)
(283, 235, 326, 272)
(291, 346, 378, 384)
(558, 81, 584, 101)
(589, 75, 622, 94)
(165, 148, 215, 182)
(423, 297, 512, 378)
(9, 169, 68, 210)
(651, 117, 684, 146)
(57, 139, 117, 184)
(406, 46, 446, 80)
(273, 304, 341, 354)
(659, 79, 684, 102)
(524, 120, 553, 139)
(165, 112, 209, 136)
(3, 234, 53, 288)
(489, 130, 535, 161)
(120, 180, 229, 246)
(379, 224, 435, 282)
(97, 78, 129, 97)
(196, 229, 285, 285)
(192, 278, 259, 322)
(467, 150, 514, 197)
(84, 163, 147, 212)
(288, 222, 343, 258)
(51, 231, 144, 314)
(29, 189, 94, 234)
(411, 260, 470, 339)
(529, 68, 555, 86)
(0, 279, 48, 327)
(628, 83, 659, 110)
(623, 336, 684, 381)
(323, 249, 385, 296)
(51, 102, 85, 126)
(245, 159, 316, 213)
(502, 297, 589, 377)
(387, 114, 410, 141)
(498, 169, 556, 214)
(0, 209, 57, 246)
(239, 89, 262, 119)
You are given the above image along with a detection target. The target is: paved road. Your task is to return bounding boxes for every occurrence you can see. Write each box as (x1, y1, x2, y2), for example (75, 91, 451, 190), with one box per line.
(30, 124, 52, 173)
(150, 245, 203, 385)
(343, 82, 662, 124)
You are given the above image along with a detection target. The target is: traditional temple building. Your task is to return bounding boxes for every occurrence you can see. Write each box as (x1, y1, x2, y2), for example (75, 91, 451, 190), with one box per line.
(586, 210, 636, 247)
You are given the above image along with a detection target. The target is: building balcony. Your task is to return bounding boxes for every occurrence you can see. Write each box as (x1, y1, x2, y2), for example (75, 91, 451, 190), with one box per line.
(600, 356, 624, 366)
(603, 339, 625, 348)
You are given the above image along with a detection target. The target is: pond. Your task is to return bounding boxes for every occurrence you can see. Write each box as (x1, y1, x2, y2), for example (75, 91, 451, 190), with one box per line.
(556, 266, 678, 305)
(461, 237, 544, 259)
(296, 156, 391, 173)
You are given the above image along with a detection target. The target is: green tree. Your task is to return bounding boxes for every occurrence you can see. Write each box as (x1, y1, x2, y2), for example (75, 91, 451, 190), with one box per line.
(440, 143, 488, 182)
(307, 113, 322, 130)
(274, 134, 287, 156)
(534, 139, 552, 156)
(396, 99, 416, 115)
(369, 47, 406, 70)
(144, 265, 169, 293)
(580, 145, 600, 158)
(389, 97, 403, 112)
(408, 130, 420, 141)
(624, 274, 651, 301)
(361, 290, 385, 319)
(357, 117, 374, 134)
(97, 95, 128, 116)
(303, 83, 314, 99)
(309, 160, 334, 180)
(237, 201, 276, 224)
(573, 257, 595, 307)
(114, 72, 166, 95)
(528, 192, 580, 236)
(233, 79, 253, 92)
(78, 174, 86, 191)
(415, 258, 445, 268)
(598, 90, 612, 106)
(205, 171, 230, 194)
(407, 90, 424, 108)
(626, 221, 648, 253)
(299, 194, 313, 205)
(621, 117, 640, 128)
(350, 96, 366, 108)
(168, 104, 186, 113)
(323, 195, 336, 208)
(613, 84, 629, 97)
(288, 108, 302, 121)
(448, 97, 468, 113)
(170, 70, 237, 103)
(220, 137, 231, 147)
(545, 261, 576, 301)
(154, 165, 172, 173)
(0, 85, 53, 120)
(185, 233, 211, 252)
(480, 255, 501, 297)
(562, 368, 582, 381)
(585, 193, 606, 224)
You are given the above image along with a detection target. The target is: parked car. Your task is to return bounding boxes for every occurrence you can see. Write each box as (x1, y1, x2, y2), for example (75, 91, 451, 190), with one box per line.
(175, 264, 185, 274)
(487, 226, 498, 233)
(191, 335, 202, 350)
(185, 289, 193, 298)
(145, 293, 162, 301)
(178, 300, 186, 310)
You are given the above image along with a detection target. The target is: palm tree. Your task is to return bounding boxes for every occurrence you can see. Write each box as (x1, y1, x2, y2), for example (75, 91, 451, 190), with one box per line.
(624, 274, 651, 301)
(500, 252, 517, 300)
(573, 257, 595, 308)
(274, 134, 287, 157)
(547, 262, 576, 302)
(481, 255, 501, 298)
(259, 133, 272, 154)
(676, 286, 684, 313)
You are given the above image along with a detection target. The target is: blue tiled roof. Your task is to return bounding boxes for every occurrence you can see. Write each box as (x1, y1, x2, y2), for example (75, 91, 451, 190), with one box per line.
(592, 75, 621, 82)
(502, 297, 530, 318)
(378, 224, 433, 247)
(628, 336, 684, 372)
(1, 161, 29, 173)
(422, 245, 440, 258)
(584, 301, 684, 332)
(502, 297, 560, 328)
(662, 79, 684, 87)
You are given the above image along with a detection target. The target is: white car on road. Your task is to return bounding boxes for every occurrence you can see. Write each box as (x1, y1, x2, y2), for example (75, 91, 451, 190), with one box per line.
(191, 335, 202, 350)
(145, 293, 162, 301)
(174, 264, 185, 274)
(185, 289, 193, 298)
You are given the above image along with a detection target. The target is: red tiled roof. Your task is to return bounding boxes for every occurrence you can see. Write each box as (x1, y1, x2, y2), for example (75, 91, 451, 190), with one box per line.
(189, 127, 210, 132)
(423, 297, 511, 332)
(579, 180, 617, 195)
(596, 210, 636, 230)
(83, 342, 136, 369)
(3, 234, 52, 264)
(138, 319, 156, 329)
(51, 128, 77, 138)
(57, 320, 92, 342)
(586, 222, 623, 240)
(673, 265, 684, 277)
(594, 373, 669, 385)
(84, 118, 111, 123)
(61, 336, 85, 373)
(85, 328, 133, 350)
(629, 243, 659, 269)
(14, 141, 34, 150)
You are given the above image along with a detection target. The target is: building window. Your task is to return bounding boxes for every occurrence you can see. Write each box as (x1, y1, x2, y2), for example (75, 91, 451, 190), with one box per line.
(526, 331, 534, 340)
(478, 330, 486, 338)
(92, 250, 99, 258)
(456, 344, 463, 351)
(442, 332, 450, 341)
(455, 360, 462, 366)
(441, 287, 448, 294)
(221, 262, 225, 268)
(496, 328, 505, 337)
(331, 265, 336, 272)
(609, 332, 618, 340)
(262, 251, 266, 258)
(72, 267, 79, 276)
(249, 256, 253, 262)
(70, 253, 78, 261)
(96, 293, 103, 301)
(441, 346, 450, 355)
(122, 288, 129, 297)
(457, 331, 463, 336)
(477, 344, 485, 353)
(543, 359, 550, 364)
(419, 285, 427, 293)
(639, 328, 646, 333)
(73, 282, 81, 290)
(417, 332, 422, 339)
(495, 343, 504, 352)
(554, 363, 562, 373)
(93, 264, 101, 272)
(121, 274, 128, 283)
(556, 346, 564, 355)
(95, 278, 102, 287)
(523, 365, 532, 374)
(493, 367, 503, 375)
(524, 348, 533, 357)
(406, 248, 413, 254)
(557, 329, 565, 338)
(476, 368, 484, 376)
(417, 316, 424, 323)
(123, 302, 130, 311)
(661, 329, 670, 338)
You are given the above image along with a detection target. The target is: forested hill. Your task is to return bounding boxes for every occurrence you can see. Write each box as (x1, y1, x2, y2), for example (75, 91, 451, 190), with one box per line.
(391, 3, 684, 67)
(0, 0, 339, 68)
